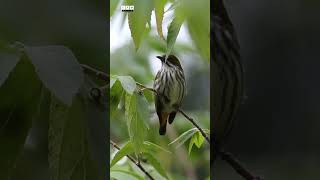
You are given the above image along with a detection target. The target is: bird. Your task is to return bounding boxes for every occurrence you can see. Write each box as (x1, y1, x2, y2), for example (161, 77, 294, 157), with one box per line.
(153, 55, 186, 135)
(212, 0, 244, 159)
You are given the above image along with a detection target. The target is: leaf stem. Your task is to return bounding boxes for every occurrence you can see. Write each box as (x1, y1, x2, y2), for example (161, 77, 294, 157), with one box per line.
(110, 140, 155, 180)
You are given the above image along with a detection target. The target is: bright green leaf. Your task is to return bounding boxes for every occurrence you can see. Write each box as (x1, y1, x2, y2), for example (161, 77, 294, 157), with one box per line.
(188, 131, 205, 154)
(127, 0, 153, 50)
(110, 0, 120, 17)
(110, 80, 124, 118)
(110, 141, 135, 167)
(154, 0, 167, 40)
(194, 131, 205, 148)
(182, 0, 210, 61)
(168, 128, 198, 148)
(125, 93, 148, 156)
(166, 15, 184, 56)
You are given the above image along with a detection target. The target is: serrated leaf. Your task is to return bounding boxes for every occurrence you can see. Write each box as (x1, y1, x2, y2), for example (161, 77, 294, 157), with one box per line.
(110, 141, 135, 167)
(143, 141, 171, 154)
(0, 57, 42, 180)
(154, 0, 167, 40)
(0, 48, 20, 86)
(24, 45, 84, 106)
(117, 75, 136, 95)
(166, 15, 184, 56)
(168, 128, 198, 148)
(144, 153, 168, 179)
(127, 0, 153, 50)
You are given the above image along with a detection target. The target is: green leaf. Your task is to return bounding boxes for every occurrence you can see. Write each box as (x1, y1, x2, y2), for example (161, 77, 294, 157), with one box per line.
(144, 152, 168, 179)
(110, 76, 117, 88)
(136, 93, 150, 129)
(49, 85, 105, 180)
(125, 93, 148, 156)
(81, 76, 108, 179)
(154, 0, 167, 40)
(117, 75, 137, 95)
(0, 48, 20, 86)
(110, 141, 135, 167)
(127, 0, 153, 50)
(143, 141, 171, 154)
(188, 131, 205, 154)
(24, 45, 84, 106)
(111, 169, 144, 180)
(110, 80, 124, 118)
(182, 0, 210, 61)
(168, 128, 198, 148)
(49, 96, 85, 180)
(0, 57, 42, 180)
(110, 0, 120, 17)
(166, 15, 184, 56)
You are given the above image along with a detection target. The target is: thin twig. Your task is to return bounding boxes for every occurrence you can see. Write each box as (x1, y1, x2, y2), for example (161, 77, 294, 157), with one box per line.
(136, 82, 157, 94)
(83, 64, 262, 180)
(110, 140, 155, 180)
(220, 151, 263, 180)
(81, 64, 109, 81)
(177, 109, 210, 143)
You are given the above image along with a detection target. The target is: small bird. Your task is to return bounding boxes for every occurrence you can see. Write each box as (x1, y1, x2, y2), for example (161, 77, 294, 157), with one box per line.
(153, 55, 186, 135)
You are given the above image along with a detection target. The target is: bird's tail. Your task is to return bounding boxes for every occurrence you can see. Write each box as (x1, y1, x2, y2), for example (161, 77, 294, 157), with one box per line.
(159, 113, 169, 135)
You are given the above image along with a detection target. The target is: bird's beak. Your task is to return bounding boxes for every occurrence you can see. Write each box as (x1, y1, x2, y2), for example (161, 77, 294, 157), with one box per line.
(156, 56, 163, 61)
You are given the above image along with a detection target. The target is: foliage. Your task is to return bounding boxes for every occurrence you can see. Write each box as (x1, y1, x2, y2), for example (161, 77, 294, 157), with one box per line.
(0, 43, 108, 179)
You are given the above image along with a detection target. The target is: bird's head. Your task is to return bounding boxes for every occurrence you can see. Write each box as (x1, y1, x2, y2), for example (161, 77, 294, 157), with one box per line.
(156, 55, 183, 70)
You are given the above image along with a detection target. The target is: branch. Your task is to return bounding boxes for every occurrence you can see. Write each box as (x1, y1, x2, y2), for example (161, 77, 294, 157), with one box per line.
(110, 140, 155, 180)
(81, 64, 109, 81)
(219, 151, 263, 180)
(82, 64, 262, 180)
(177, 108, 210, 143)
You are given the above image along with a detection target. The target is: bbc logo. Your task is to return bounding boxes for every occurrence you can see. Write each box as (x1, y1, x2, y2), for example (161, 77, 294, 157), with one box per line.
(121, 5, 134, 12)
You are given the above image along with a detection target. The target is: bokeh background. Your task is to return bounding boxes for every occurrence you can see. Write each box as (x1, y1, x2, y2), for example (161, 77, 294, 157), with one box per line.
(110, 2, 210, 180)
(214, 0, 320, 179)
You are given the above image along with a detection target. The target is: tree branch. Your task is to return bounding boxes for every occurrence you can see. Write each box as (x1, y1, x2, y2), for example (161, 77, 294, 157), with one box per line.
(110, 140, 155, 180)
(83, 64, 262, 180)
(81, 64, 109, 81)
